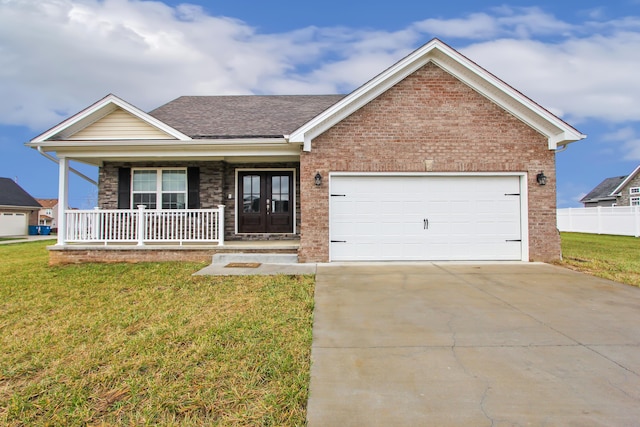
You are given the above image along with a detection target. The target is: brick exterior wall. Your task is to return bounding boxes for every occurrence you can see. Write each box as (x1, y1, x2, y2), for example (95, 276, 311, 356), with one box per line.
(299, 62, 560, 263)
(618, 174, 640, 206)
(98, 160, 299, 242)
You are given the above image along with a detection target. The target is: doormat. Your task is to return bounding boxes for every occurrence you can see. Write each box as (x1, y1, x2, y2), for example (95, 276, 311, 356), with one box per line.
(225, 262, 262, 268)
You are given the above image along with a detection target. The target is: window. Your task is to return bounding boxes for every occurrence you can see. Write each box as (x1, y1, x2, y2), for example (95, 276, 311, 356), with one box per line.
(630, 187, 640, 195)
(45, 209, 52, 216)
(132, 168, 187, 209)
(631, 197, 640, 206)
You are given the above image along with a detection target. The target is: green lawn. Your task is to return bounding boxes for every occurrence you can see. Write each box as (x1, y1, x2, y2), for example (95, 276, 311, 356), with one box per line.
(3, 233, 635, 425)
(560, 232, 640, 287)
(0, 241, 314, 426)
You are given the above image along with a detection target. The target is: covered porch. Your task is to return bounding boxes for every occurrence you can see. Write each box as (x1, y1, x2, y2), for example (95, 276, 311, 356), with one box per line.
(25, 94, 310, 263)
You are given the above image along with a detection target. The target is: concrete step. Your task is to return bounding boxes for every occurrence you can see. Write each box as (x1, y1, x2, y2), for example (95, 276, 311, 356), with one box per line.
(212, 253, 299, 265)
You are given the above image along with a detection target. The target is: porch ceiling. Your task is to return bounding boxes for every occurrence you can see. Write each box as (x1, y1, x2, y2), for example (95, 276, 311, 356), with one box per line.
(27, 138, 301, 166)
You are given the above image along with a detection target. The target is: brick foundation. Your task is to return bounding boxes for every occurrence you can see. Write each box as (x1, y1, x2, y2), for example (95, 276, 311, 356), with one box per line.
(48, 246, 298, 266)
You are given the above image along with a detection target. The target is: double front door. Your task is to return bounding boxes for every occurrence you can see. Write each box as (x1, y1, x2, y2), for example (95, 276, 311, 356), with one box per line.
(238, 171, 294, 233)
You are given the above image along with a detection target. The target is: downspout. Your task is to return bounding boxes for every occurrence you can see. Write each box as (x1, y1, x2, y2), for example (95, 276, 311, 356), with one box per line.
(36, 146, 98, 186)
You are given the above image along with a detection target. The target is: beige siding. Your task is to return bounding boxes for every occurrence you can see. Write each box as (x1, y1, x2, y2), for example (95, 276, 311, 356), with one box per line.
(69, 108, 175, 140)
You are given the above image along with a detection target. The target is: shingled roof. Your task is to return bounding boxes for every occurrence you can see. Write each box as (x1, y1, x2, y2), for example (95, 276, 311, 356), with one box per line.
(148, 95, 346, 139)
(0, 178, 41, 208)
(580, 176, 627, 203)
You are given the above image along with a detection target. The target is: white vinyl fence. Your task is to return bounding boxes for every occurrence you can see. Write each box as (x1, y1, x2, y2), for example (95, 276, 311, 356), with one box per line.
(557, 206, 640, 237)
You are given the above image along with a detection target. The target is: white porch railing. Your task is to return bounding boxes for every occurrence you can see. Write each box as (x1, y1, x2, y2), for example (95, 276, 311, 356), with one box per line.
(62, 205, 225, 245)
(557, 206, 640, 237)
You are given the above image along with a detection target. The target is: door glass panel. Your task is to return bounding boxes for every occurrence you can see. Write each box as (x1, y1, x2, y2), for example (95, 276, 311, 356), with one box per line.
(243, 175, 261, 213)
(271, 175, 289, 213)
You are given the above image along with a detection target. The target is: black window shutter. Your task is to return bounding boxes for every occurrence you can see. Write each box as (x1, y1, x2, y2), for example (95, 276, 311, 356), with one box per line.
(187, 167, 200, 209)
(117, 168, 131, 209)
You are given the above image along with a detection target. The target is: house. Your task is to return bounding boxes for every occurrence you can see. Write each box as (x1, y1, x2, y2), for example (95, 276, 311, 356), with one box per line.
(0, 178, 41, 237)
(580, 165, 640, 207)
(27, 39, 585, 265)
(36, 199, 59, 230)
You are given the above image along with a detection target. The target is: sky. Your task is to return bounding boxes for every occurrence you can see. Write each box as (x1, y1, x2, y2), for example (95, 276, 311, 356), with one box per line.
(1, 0, 640, 208)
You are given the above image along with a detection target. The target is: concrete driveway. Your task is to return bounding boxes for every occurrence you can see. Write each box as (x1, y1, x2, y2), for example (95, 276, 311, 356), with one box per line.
(307, 263, 640, 426)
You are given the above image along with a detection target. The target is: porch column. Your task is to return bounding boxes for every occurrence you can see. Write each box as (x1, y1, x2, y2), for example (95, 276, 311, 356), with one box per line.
(136, 205, 146, 246)
(56, 156, 69, 246)
(218, 205, 225, 245)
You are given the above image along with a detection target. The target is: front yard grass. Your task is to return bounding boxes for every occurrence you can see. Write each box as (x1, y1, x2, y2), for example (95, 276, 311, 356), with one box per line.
(560, 232, 640, 287)
(0, 241, 314, 426)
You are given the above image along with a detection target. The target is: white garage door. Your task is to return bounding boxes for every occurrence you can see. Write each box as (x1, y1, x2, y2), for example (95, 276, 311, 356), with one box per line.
(0, 212, 28, 237)
(329, 175, 524, 261)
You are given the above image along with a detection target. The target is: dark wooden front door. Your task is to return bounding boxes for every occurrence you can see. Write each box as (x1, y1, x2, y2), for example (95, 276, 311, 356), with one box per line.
(238, 171, 294, 233)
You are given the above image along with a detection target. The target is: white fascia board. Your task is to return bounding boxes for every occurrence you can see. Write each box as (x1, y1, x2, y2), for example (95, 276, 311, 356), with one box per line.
(549, 130, 587, 150)
(27, 137, 289, 148)
(31, 94, 191, 143)
(0, 204, 42, 210)
(611, 165, 640, 195)
(291, 39, 585, 151)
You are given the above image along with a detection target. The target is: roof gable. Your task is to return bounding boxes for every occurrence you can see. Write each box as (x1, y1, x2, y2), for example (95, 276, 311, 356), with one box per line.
(289, 39, 585, 151)
(0, 178, 41, 208)
(611, 165, 640, 195)
(68, 107, 176, 140)
(580, 176, 626, 203)
(31, 94, 190, 142)
(582, 164, 640, 203)
(36, 199, 58, 208)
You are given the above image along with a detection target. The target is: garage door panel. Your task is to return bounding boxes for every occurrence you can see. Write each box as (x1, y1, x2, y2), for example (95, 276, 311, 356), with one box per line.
(330, 175, 523, 261)
(0, 212, 28, 237)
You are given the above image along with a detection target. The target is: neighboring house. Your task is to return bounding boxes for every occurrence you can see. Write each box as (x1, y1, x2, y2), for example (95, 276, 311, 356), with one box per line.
(0, 178, 41, 237)
(581, 165, 640, 207)
(27, 39, 585, 264)
(36, 198, 59, 229)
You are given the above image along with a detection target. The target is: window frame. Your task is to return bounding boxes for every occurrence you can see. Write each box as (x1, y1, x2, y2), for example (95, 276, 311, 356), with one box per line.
(631, 196, 640, 207)
(131, 167, 188, 210)
(630, 187, 640, 195)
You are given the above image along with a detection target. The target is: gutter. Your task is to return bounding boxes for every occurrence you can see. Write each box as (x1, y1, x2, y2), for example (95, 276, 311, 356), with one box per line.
(553, 144, 569, 153)
(36, 146, 98, 186)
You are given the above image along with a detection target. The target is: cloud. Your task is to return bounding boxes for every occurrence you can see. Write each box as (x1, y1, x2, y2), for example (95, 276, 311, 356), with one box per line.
(1, 0, 640, 145)
(460, 33, 640, 124)
(413, 7, 573, 40)
(0, 0, 423, 130)
(623, 139, 640, 160)
(603, 126, 636, 141)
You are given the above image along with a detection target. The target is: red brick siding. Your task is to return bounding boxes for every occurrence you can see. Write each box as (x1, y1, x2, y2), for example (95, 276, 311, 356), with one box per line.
(299, 62, 560, 262)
